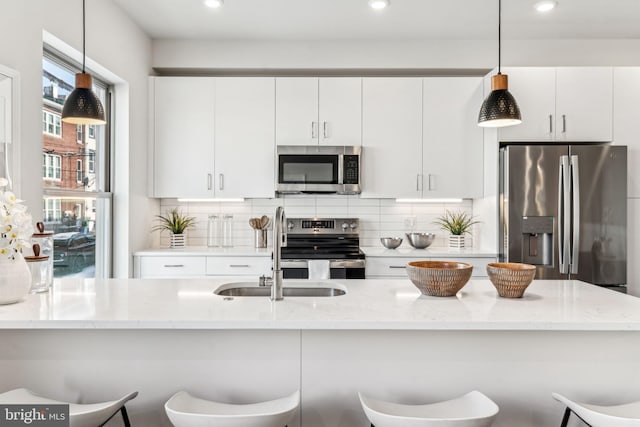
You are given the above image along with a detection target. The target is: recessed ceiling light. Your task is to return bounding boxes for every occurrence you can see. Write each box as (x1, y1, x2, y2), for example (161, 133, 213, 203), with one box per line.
(534, 1, 558, 12)
(368, 0, 390, 10)
(204, 0, 224, 9)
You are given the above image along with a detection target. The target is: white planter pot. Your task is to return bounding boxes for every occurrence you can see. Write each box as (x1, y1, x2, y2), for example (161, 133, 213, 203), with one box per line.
(170, 233, 186, 248)
(0, 253, 32, 304)
(448, 235, 466, 249)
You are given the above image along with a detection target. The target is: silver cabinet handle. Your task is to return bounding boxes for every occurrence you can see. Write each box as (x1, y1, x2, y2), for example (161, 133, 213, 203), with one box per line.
(389, 265, 406, 269)
(311, 122, 317, 138)
(164, 264, 184, 268)
(549, 114, 553, 134)
(219, 173, 224, 191)
(562, 115, 567, 133)
(416, 174, 421, 191)
(570, 155, 580, 275)
(428, 174, 434, 191)
(207, 174, 212, 190)
(229, 264, 250, 268)
(323, 121, 328, 138)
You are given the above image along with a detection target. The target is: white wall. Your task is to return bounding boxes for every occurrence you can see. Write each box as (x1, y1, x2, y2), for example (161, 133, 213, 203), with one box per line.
(0, 0, 156, 277)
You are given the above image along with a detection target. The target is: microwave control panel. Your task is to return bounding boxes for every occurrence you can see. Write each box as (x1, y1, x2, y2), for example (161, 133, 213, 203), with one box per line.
(343, 155, 359, 184)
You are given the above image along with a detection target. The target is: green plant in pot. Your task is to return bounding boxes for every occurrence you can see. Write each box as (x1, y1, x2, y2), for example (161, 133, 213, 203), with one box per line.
(434, 210, 479, 249)
(153, 208, 196, 248)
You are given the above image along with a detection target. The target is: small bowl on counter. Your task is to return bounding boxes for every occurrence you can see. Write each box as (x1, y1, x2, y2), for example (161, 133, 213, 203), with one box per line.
(406, 260, 473, 297)
(405, 232, 436, 249)
(380, 237, 403, 249)
(486, 262, 536, 298)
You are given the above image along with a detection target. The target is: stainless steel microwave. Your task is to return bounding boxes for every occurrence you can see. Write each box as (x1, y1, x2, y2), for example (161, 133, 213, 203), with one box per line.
(276, 145, 361, 195)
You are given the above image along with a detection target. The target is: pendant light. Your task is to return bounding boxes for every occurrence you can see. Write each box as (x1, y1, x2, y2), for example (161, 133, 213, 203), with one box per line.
(62, 0, 106, 125)
(477, 0, 521, 128)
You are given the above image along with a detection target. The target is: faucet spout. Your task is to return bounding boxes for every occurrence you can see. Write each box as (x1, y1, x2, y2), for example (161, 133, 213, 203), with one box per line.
(271, 206, 287, 300)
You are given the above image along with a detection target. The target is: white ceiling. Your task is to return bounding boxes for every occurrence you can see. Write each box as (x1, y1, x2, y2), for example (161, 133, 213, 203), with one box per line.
(112, 0, 640, 41)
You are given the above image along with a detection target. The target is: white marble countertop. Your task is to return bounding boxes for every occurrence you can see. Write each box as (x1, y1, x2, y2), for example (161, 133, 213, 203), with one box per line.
(360, 246, 497, 258)
(134, 246, 272, 257)
(1, 278, 639, 331)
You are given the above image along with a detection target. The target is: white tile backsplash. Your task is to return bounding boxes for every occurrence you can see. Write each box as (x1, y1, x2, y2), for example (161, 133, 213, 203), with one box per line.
(158, 195, 474, 249)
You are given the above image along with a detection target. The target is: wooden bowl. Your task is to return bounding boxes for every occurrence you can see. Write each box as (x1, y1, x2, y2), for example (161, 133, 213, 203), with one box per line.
(406, 261, 473, 297)
(486, 262, 536, 298)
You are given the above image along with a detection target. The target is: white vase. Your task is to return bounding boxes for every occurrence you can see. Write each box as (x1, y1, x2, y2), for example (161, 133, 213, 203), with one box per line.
(449, 235, 465, 249)
(170, 233, 186, 248)
(0, 253, 32, 304)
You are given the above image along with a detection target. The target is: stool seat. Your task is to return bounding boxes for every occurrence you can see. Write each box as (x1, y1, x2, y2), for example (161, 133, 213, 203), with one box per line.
(552, 392, 640, 427)
(164, 390, 299, 427)
(359, 390, 499, 427)
(0, 388, 138, 427)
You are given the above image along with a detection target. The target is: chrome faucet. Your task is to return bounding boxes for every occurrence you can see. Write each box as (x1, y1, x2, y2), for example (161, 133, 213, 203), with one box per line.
(271, 206, 287, 300)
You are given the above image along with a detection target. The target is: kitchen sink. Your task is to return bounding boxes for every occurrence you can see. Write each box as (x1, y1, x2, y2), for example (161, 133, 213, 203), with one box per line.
(214, 281, 347, 297)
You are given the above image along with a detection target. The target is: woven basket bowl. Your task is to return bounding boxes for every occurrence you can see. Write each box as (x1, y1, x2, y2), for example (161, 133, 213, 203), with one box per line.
(486, 262, 536, 298)
(406, 261, 473, 297)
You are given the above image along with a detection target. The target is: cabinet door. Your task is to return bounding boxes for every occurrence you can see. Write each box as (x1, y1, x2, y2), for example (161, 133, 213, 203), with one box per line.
(215, 78, 276, 198)
(628, 199, 640, 296)
(275, 78, 319, 146)
(153, 77, 215, 198)
(556, 67, 613, 142)
(613, 67, 640, 197)
(497, 67, 556, 142)
(361, 78, 423, 199)
(318, 78, 362, 146)
(423, 77, 483, 199)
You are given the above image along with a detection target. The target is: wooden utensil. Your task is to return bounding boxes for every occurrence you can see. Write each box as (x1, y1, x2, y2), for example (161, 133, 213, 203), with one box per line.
(260, 215, 269, 229)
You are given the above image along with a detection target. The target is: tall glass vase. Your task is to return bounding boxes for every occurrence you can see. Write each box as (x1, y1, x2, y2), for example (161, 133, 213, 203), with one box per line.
(0, 253, 32, 304)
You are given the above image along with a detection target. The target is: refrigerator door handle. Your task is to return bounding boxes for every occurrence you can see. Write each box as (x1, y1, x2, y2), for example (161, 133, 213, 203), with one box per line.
(558, 156, 571, 274)
(570, 155, 580, 274)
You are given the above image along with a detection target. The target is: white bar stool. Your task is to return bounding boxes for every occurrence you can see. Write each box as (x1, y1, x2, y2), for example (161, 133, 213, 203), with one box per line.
(552, 392, 640, 427)
(358, 390, 499, 427)
(164, 390, 299, 427)
(0, 388, 138, 427)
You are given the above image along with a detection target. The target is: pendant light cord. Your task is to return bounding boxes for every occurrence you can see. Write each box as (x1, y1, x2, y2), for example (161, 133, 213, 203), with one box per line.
(82, 0, 86, 73)
(498, 0, 502, 74)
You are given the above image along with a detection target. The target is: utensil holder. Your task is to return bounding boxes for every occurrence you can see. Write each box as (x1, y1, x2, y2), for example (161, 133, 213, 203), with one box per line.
(255, 229, 267, 248)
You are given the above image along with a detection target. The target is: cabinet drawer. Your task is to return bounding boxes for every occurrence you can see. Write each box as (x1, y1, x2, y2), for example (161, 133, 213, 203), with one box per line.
(206, 256, 271, 276)
(366, 257, 416, 278)
(429, 257, 496, 278)
(138, 256, 206, 278)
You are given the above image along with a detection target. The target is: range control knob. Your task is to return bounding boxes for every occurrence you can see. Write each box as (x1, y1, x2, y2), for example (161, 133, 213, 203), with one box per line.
(287, 222, 295, 231)
(341, 222, 349, 231)
(349, 222, 357, 230)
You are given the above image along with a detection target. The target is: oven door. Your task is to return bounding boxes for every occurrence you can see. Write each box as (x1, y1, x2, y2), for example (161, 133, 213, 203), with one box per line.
(281, 260, 365, 280)
(277, 154, 343, 193)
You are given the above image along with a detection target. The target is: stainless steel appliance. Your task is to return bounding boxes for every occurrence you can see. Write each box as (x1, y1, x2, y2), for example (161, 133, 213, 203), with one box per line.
(281, 217, 365, 279)
(276, 145, 361, 194)
(499, 144, 627, 288)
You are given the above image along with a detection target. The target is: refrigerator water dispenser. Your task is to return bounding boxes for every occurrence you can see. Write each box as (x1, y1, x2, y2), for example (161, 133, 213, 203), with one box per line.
(521, 216, 553, 266)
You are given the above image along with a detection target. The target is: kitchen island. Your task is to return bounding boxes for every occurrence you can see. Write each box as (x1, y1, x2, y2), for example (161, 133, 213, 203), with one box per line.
(1, 278, 639, 426)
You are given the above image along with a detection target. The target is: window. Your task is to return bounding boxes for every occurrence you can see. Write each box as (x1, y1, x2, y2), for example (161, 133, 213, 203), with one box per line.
(42, 111, 61, 137)
(42, 153, 61, 180)
(43, 50, 112, 279)
(76, 159, 83, 183)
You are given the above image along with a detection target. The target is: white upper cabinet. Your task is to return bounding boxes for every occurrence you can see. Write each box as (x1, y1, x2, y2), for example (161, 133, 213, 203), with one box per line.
(214, 78, 276, 199)
(423, 77, 484, 199)
(276, 77, 361, 146)
(152, 77, 215, 198)
(498, 67, 613, 142)
(613, 67, 640, 198)
(361, 78, 423, 199)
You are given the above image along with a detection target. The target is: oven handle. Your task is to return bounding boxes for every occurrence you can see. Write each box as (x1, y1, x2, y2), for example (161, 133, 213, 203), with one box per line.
(280, 259, 366, 269)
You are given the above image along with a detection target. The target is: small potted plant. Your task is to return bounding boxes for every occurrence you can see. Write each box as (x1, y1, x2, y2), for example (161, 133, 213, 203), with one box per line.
(434, 210, 479, 249)
(153, 208, 196, 248)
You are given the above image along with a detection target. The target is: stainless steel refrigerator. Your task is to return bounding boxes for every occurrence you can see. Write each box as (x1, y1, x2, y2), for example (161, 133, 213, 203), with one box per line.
(499, 144, 627, 288)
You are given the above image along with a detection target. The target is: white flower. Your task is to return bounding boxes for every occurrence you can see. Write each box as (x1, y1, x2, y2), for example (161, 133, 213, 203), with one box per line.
(0, 177, 33, 260)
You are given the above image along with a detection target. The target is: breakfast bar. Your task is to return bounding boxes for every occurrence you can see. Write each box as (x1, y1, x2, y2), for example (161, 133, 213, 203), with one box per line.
(1, 278, 640, 426)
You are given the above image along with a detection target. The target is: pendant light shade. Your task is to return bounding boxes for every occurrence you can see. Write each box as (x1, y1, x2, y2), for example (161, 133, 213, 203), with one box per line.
(62, 0, 106, 125)
(477, 0, 521, 128)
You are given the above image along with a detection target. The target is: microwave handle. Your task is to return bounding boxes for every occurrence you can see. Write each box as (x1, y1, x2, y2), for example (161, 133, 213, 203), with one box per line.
(338, 154, 344, 184)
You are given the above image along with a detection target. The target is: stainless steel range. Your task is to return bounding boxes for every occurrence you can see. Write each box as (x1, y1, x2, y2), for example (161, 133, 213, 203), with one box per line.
(281, 217, 365, 279)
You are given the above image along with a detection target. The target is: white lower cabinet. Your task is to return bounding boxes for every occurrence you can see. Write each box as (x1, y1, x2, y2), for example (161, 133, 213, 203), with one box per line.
(134, 255, 271, 278)
(628, 199, 640, 297)
(366, 256, 495, 278)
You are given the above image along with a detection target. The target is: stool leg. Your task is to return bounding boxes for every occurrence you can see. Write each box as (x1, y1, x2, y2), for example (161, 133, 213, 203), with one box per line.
(120, 406, 131, 427)
(560, 407, 571, 427)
